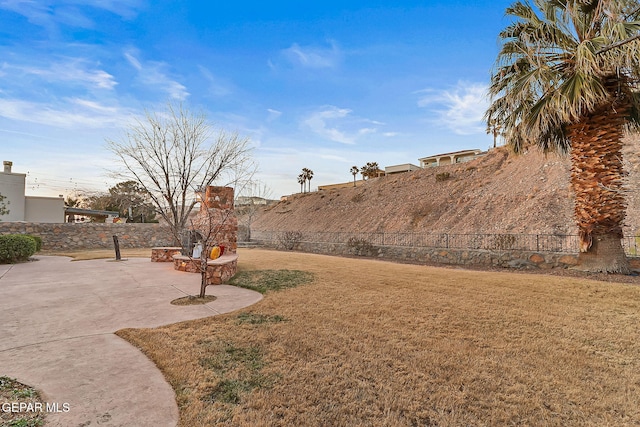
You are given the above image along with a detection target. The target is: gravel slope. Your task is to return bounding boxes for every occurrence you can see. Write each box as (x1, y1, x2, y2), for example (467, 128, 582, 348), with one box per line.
(253, 136, 640, 237)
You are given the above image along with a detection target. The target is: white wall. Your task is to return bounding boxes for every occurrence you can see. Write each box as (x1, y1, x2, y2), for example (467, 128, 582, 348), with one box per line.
(25, 196, 65, 223)
(0, 171, 26, 221)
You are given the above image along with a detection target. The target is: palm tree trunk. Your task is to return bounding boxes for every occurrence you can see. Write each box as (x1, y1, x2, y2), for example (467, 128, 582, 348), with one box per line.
(567, 82, 630, 273)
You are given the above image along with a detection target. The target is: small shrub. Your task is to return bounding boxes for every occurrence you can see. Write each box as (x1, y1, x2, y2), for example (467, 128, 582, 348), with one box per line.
(410, 204, 431, 227)
(351, 193, 365, 203)
(467, 234, 484, 250)
(435, 172, 451, 182)
(492, 234, 517, 250)
(0, 234, 37, 263)
(277, 231, 303, 250)
(346, 237, 378, 257)
(25, 235, 42, 252)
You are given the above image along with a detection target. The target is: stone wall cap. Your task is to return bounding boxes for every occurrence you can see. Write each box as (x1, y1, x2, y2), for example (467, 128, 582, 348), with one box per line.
(207, 253, 238, 265)
(172, 253, 238, 265)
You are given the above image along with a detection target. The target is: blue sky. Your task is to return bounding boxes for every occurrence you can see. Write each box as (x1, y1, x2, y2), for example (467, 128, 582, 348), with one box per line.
(0, 0, 514, 198)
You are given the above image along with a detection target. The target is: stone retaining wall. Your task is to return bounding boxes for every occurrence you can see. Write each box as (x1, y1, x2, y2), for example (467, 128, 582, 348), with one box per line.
(172, 254, 239, 285)
(151, 247, 182, 262)
(255, 239, 581, 269)
(0, 222, 174, 250)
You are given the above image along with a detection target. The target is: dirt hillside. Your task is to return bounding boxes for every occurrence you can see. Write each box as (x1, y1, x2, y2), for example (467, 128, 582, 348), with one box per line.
(253, 136, 640, 237)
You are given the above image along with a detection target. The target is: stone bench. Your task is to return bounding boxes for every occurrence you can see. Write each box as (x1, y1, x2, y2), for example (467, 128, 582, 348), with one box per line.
(151, 247, 182, 262)
(172, 253, 238, 285)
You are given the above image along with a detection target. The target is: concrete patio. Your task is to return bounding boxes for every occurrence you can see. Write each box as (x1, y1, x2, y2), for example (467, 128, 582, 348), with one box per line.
(0, 255, 262, 426)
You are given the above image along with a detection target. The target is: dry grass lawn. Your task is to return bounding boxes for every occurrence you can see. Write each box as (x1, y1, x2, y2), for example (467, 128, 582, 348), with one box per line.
(117, 249, 640, 426)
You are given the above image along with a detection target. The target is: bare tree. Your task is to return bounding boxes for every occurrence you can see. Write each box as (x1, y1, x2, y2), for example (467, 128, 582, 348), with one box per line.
(236, 181, 272, 242)
(106, 102, 254, 243)
(190, 191, 236, 298)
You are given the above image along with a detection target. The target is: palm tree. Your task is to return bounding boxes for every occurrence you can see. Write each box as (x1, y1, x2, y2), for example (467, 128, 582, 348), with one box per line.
(486, 117, 502, 149)
(297, 173, 305, 193)
(302, 168, 314, 192)
(486, 0, 640, 273)
(350, 166, 359, 186)
(360, 162, 380, 180)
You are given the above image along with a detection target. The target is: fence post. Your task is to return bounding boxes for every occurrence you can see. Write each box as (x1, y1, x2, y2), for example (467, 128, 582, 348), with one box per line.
(112, 235, 121, 261)
(536, 234, 539, 252)
(445, 233, 449, 249)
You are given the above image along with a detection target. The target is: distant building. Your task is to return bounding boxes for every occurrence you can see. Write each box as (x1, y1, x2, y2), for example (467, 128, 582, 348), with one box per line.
(235, 196, 277, 206)
(0, 161, 65, 223)
(385, 163, 421, 175)
(418, 149, 485, 168)
(369, 168, 386, 178)
(318, 180, 365, 191)
(316, 149, 484, 191)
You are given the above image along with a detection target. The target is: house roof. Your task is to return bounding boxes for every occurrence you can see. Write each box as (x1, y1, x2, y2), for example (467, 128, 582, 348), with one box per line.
(418, 149, 483, 161)
(65, 207, 120, 217)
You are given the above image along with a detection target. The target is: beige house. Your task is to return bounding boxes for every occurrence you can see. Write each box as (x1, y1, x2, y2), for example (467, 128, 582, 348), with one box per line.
(316, 149, 484, 192)
(318, 180, 365, 191)
(418, 149, 485, 168)
(0, 161, 65, 223)
(385, 163, 421, 175)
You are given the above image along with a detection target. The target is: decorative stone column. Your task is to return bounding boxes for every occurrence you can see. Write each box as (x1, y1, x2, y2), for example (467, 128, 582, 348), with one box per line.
(192, 186, 238, 253)
(171, 186, 239, 285)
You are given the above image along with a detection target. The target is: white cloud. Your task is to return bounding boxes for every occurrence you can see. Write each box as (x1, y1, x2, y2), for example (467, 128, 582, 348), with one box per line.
(89, 0, 144, 20)
(68, 98, 119, 114)
(123, 51, 142, 70)
(16, 60, 117, 90)
(0, 98, 131, 129)
(279, 40, 341, 69)
(303, 106, 354, 144)
(0, 0, 143, 29)
(124, 49, 189, 101)
(416, 81, 489, 135)
(198, 66, 233, 97)
(267, 108, 282, 121)
(358, 128, 377, 136)
(302, 106, 387, 145)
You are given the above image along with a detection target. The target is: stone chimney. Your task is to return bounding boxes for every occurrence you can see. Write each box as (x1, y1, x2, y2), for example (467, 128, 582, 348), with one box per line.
(3, 161, 12, 173)
(193, 186, 238, 253)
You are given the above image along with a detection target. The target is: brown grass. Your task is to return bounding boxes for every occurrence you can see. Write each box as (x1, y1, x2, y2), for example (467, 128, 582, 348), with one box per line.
(41, 248, 153, 260)
(117, 249, 640, 426)
(171, 295, 217, 306)
(0, 376, 45, 426)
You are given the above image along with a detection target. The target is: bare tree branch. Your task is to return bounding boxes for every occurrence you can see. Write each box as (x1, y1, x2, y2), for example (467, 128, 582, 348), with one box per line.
(106, 102, 254, 244)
